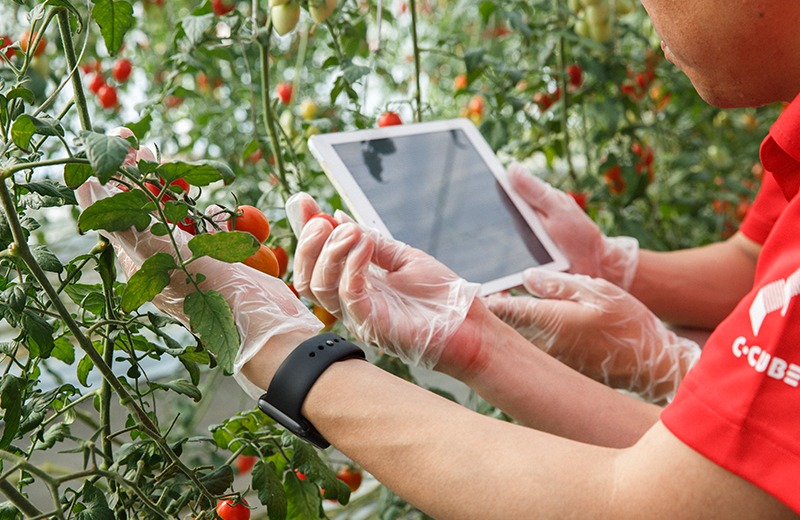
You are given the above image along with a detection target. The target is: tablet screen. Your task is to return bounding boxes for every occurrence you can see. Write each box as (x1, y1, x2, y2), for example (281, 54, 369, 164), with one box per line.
(331, 129, 554, 285)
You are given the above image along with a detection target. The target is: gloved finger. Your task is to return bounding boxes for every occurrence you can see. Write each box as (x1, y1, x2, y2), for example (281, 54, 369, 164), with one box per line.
(286, 192, 322, 238)
(507, 162, 573, 217)
(482, 293, 533, 327)
(333, 209, 356, 225)
(308, 223, 363, 316)
(293, 217, 337, 304)
(338, 233, 377, 328)
(521, 268, 607, 307)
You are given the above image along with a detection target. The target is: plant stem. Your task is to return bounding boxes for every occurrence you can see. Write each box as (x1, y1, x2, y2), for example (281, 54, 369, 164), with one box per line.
(0, 157, 89, 180)
(557, 34, 577, 187)
(259, 32, 292, 199)
(0, 479, 42, 519)
(57, 9, 92, 132)
(408, 0, 423, 122)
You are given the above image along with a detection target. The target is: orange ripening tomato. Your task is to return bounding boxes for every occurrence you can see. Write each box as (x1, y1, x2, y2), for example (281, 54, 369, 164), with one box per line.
(336, 466, 363, 493)
(313, 305, 337, 330)
(227, 205, 271, 243)
(453, 73, 467, 90)
(243, 245, 280, 277)
(270, 246, 289, 278)
(19, 30, 46, 57)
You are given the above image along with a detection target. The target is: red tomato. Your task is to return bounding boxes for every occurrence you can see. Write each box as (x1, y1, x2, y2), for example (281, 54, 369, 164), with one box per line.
(97, 85, 118, 109)
(377, 112, 402, 127)
(603, 165, 625, 195)
(88, 74, 106, 94)
(270, 246, 289, 278)
(19, 30, 46, 57)
(286, 283, 300, 298)
(216, 499, 249, 520)
(211, 0, 236, 16)
(453, 73, 467, 90)
(112, 58, 132, 82)
(533, 92, 553, 111)
(0, 36, 15, 60)
(235, 455, 257, 475)
(566, 191, 588, 211)
(169, 178, 190, 194)
(336, 466, 363, 493)
(226, 205, 271, 243)
(275, 82, 293, 105)
(631, 142, 643, 158)
(566, 64, 583, 88)
(309, 213, 338, 229)
(295, 470, 306, 481)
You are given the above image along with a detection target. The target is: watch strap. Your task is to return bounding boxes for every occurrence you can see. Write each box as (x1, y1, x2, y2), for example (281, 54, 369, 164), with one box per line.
(258, 332, 365, 449)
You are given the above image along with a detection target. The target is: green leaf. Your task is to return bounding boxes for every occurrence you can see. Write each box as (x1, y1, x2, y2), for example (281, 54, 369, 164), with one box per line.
(77, 354, 94, 387)
(464, 47, 485, 76)
(76, 481, 114, 520)
(52, 337, 76, 365)
(342, 61, 371, 84)
(126, 115, 152, 140)
(150, 379, 202, 402)
(0, 375, 24, 449)
(120, 253, 177, 313)
(253, 461, 287, 520)
(78, 190, 152, 233)
(19, 180, 77, 206)
(183, 290, 239, 374)
(23, 310, 55, 358)
(292, 441, 349, 504)
(10, 115, 64, 150)
(155, 161, 222, 187)
(163, 201, 189, 224)
(79, 130, 131, 184)
(6, 88, 35, 105)
(30, 243, 63, 273)
(198, 464, 234, 495)
(187, 231, 259, 263)
(64, 163, 94, 189)
(182, 14, 215, 47)
(37, 422, 71, 450)
(92, 0, 134, 56)
(179, 357, 200, 385)
(0, 502, 21, 520)
(283, 470, 321, 520)
(192, 160, 236, 185)
(64, 284, 106, 315)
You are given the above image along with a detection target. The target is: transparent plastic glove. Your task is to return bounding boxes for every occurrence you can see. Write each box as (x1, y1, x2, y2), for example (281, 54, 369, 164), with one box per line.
(507, 162, 639, 290)
(75, 179, 322, 399)
(484, 268, 701, 403)
(287, 193, 481, 370)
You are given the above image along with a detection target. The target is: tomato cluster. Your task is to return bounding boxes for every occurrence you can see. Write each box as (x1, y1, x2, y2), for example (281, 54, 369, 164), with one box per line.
(82, 58, 133, 110)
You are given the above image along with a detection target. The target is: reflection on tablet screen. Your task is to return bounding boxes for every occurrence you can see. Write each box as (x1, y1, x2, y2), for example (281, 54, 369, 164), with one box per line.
(332, 129, 553, 284)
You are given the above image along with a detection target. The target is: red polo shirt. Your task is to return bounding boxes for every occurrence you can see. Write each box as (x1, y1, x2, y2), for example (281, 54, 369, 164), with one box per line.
(662, 93, 800, 514)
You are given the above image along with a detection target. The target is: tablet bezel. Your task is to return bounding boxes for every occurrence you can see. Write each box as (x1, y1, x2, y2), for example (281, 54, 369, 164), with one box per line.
(308, 117, 569, 295)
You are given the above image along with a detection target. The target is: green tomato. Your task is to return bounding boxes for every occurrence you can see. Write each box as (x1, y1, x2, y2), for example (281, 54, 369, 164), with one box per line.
(272, 2, 300, 35)
(588, 20, 612, 43)
(584, 4, 609, 25)
(574, 18, 591, 38)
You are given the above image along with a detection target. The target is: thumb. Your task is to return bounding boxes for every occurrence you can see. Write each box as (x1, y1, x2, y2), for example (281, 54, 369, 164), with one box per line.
(521, 268, 599, 303)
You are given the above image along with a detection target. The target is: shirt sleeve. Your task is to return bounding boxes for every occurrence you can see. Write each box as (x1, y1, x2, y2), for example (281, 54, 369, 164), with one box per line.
(739, 169, 788, 245)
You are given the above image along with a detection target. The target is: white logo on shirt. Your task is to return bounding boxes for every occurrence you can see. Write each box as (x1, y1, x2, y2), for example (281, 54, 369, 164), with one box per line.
(749, 267, 800, 336)
(731, 337, 800, 387)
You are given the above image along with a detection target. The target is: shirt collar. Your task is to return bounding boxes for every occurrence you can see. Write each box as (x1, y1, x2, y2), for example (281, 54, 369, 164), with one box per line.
(760, 93, 800, 201)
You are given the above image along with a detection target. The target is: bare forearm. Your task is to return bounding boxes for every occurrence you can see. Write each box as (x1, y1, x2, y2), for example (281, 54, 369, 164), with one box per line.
(630, 232, 759, 329)
(440, 301, 662, 447)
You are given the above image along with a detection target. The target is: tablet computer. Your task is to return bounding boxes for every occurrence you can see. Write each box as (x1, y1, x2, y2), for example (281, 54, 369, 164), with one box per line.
(308, 118, 569, 295)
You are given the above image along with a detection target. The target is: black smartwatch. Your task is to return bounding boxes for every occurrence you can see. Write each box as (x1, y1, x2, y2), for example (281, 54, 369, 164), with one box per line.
(257, 332, 366, 449)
